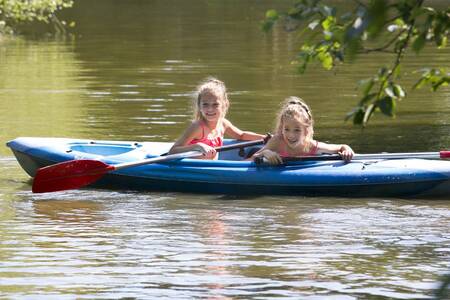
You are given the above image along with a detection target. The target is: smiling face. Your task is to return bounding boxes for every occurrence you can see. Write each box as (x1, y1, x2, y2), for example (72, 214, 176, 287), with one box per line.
(275, 98, 315, 152)
(199, 91, 224, 123)
(281, 116, 306, 149)
(193, 78, 229, 122)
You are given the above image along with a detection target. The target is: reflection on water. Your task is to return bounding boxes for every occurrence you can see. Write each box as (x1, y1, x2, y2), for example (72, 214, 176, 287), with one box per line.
(2, 183, 448, 298)
(0, 0, 449, 298)
(32, 199, 105, 223)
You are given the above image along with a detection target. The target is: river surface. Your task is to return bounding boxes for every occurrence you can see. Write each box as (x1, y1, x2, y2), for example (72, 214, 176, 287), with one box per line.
(1, 0, 449, 299)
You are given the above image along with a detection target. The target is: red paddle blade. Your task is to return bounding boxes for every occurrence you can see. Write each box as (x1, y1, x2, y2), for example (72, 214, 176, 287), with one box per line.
(32, 159, 115, 193)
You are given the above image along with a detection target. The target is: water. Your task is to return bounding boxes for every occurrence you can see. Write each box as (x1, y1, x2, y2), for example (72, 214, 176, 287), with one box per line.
(1, 0, 449, 298)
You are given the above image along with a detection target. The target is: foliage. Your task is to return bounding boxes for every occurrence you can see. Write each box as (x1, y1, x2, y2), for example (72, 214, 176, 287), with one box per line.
(0, 0, 74, 35)
(263, 0, 449, 126)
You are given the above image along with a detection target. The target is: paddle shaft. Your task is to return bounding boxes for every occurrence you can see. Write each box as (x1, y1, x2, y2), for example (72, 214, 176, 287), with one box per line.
(255, 150, 450, 164)
(351, 151, 449, 160)
(113, 139, 265, 170)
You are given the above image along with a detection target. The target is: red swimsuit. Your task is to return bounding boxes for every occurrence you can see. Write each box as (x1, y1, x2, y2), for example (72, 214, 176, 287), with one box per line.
(278, 140, 318, 157)
(188, 122, 223, 148)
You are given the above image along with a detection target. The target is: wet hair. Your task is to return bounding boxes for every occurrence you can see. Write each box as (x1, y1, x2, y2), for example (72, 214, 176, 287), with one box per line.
(275, 96, 315, 152)
(193, 77, 230, 121)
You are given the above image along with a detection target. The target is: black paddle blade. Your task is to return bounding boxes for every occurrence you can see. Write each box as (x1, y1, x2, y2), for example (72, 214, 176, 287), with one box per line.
(32, 159, 115, 193)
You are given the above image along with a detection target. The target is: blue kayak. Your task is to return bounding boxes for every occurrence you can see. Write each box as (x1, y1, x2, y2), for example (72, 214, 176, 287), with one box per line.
(6, 137, 450, 198)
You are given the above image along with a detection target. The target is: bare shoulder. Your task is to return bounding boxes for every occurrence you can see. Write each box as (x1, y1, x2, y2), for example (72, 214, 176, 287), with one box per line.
(189, 120, 202, 129)
(175, 120, 203, 143)
(186, 120, 204, 135)
(222, 118, 232, 128)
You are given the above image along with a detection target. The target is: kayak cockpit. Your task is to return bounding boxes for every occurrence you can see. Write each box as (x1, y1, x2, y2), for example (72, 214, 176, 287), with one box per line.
(68, 142, 143, 156)
(66, 139, 258, 161)
(12, 138, 257, 160)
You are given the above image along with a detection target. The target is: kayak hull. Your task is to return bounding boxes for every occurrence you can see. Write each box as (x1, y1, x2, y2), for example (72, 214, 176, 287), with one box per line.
(6, 137, 450, 198)
(94, 173, 448, 198)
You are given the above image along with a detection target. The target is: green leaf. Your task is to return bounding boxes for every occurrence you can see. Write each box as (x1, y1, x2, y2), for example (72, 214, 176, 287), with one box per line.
(377, 96, 396, 117)
(412, 32, 426, 53)
(363, 104, 376, 125)
(334, 48, 344, 62)
(321, 16, 334, 31)
(392, 64, 401, 77)
(413, 68, 449, 91)
(393, 84, 405, 98)
(439, 36, 447, 48)
(432, 77, 450, 91)
(384, 85, 395, 98)
(321, 5, 336, 17)
(367, 0, 388, 38)
(262, 9, 280, 32)
(297, 49, 312, 73)
(433, 20, 445, 46)
(265, 9, 279, 20)
(324, 30, 333, 41)
(359, 93, 377, 105)
(308, 19, 320, 30)
(318, 51, 333, 70)
(287, 7, 300, 17)
(345, 107, 365, 125)
(357, 78, 375, 96)
(413, 77, 427, 90)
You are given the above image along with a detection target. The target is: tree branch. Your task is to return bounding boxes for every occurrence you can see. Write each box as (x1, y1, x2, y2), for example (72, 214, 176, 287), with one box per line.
(360, 29, 407, 53)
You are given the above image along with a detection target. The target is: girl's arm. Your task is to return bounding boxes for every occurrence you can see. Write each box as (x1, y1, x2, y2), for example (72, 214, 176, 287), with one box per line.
(316, 142, 354, 161)
(223, 119, 265, 140)
(168, 121, 216, 158)
(251, 135, 283, 165)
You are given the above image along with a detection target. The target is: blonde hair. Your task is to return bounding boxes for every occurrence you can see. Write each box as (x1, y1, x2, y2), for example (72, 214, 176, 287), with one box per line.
(275, 96, 315, 152)
(193, 77, 230, 121)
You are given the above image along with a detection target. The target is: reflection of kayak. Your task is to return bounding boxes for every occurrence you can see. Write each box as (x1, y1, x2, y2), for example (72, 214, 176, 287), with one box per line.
(6, 137, 450, 198)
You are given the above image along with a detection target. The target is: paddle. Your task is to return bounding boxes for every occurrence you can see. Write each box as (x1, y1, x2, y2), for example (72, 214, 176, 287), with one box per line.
(32, 138, 266, 193)
(254, 150, 450, 164)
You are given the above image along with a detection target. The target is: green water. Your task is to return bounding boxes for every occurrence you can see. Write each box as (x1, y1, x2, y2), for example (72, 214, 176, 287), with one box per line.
(0, 0, 449, 299)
